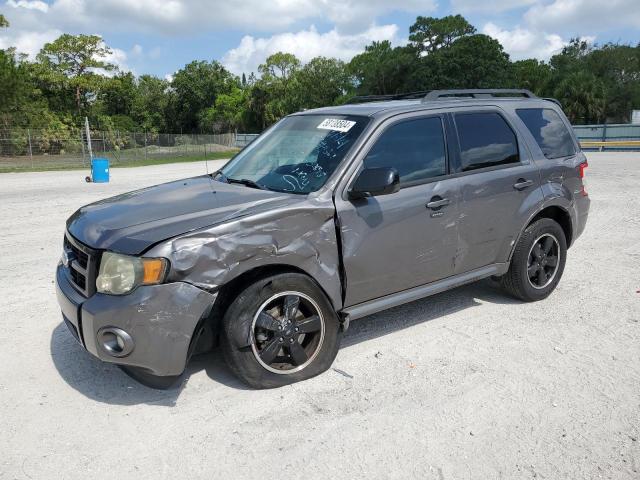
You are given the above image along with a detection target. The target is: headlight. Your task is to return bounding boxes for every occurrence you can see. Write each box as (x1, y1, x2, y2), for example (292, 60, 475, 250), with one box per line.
(96, 252, 168, 295)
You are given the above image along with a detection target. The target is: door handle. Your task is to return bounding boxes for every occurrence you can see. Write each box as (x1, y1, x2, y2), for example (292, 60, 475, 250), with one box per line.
(513, 179, 534, 191)
(426, 197, 450, 210)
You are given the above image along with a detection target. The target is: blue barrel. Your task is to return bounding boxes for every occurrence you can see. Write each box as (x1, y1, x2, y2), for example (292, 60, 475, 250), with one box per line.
(91, 157, 110, 183)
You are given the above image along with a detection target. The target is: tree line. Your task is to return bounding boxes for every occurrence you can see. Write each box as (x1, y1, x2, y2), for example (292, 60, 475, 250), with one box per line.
(1, 13, 639, 139)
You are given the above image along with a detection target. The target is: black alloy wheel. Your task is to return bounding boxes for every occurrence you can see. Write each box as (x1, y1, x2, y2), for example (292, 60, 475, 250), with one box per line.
(251, 291, 325, 374)
(527, 233, 561, 289)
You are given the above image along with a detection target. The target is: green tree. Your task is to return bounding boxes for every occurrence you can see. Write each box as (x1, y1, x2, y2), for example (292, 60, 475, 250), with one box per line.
(554, 72, 606, 124)
(0, 14, 9, 28)
(199, 85, 249, 132)
(170, 60, 235, 132)
(511, 59, 552, 94)
(256, 52, 302, 125)
(584, 44, 640, 122)
(0, 50, 33, 127)
(99, 71, 136, 117)
(294, 56, 351, 108)
(348, 41, 415, 95)
(37, 34, 117, 114)
(409, 15, 476, 55)
(132, 75, 172, 132)
(427, 34, 512, 89)
(258, 52, 300, 85)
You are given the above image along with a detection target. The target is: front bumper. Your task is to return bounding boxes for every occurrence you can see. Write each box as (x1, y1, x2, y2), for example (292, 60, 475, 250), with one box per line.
(55, 263, 217, 376)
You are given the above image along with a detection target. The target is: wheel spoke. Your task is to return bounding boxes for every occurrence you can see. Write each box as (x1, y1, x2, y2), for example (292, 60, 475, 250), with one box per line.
(542, 236, 554, 254)
(536, 267, 546, 286)
(283, 295, 300, 321)
(296, 314, 321, 333)
(532, 243, 543, 259)
(259, 337, 281, 365)
(255, 311, 280, 331)
(288, 340, 308, 366)
(546, 255, 558, 267)
(527, 263, 539, 277)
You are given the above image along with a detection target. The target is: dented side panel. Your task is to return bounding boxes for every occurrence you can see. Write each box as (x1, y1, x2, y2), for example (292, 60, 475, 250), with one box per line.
(145, 198, 343, 310)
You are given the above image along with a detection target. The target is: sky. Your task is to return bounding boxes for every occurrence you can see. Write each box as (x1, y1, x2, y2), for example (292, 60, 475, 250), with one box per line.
(0, 0, 639, 79)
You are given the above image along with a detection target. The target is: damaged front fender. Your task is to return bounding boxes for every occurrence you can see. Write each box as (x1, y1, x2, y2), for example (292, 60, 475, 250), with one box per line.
(145, 197, 343, 310)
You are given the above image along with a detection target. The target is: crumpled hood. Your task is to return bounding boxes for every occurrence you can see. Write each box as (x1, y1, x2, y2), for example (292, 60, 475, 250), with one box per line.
(66, 175, 297, 255)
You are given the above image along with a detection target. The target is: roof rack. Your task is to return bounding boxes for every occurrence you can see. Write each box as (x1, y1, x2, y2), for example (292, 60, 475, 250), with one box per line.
(423, 89, 537, 101)
(543, 97, 562, 107)
(346, 89, 541, 105)
(346, 91, 431, 104)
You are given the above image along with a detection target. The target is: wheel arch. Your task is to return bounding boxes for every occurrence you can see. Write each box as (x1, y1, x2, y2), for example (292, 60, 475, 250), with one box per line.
(509, 204, 573, 263)
(210, 264, 337, 336)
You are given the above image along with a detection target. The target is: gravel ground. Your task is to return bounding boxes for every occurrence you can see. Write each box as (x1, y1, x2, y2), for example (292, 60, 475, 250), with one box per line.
(0, 153, 638, 480)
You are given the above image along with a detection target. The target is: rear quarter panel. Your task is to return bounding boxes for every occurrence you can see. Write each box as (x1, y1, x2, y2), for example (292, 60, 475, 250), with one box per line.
(504, 102, 590, 246)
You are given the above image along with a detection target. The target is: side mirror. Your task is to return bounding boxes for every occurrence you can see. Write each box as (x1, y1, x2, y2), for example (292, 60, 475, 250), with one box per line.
(349, 167, 400, 199)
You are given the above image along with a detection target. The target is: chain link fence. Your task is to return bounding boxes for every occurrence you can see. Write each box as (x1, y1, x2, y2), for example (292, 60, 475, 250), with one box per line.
(0, 129, 259, 172)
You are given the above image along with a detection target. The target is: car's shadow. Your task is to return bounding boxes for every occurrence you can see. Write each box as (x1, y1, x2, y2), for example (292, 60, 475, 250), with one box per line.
(50, 279, 520, 406)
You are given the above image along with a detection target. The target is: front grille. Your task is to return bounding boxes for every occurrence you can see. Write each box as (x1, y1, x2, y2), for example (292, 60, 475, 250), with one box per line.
(63, 233, 99, 297)
(69, 268, 86, 290)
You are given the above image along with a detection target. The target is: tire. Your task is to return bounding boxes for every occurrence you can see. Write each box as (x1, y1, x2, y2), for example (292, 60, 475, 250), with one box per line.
(221, 273, 341, 389)
(501, 218, 567, 302)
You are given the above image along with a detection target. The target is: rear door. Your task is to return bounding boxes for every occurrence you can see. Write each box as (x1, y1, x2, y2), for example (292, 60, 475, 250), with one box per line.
(335, 113, 460, 307)
(451, 108, 544, 274)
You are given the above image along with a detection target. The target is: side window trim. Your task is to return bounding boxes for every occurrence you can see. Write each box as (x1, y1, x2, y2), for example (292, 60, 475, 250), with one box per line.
(350, 113, 451, 191)
(450, 109, 523, 175)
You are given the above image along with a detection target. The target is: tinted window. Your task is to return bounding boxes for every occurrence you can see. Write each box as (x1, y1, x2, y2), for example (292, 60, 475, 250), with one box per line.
(363, 117, 446, 185)
(516, 108, 576, 159)
(455, 112, 520, 172)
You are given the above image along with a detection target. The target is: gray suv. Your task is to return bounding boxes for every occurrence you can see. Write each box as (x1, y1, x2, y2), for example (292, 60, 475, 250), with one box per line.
(55, 89, 590, 389)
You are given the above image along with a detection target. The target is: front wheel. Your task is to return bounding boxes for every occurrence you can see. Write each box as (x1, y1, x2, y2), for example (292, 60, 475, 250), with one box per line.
(501, 218, 567, 302)
(221, 273, 341, 389)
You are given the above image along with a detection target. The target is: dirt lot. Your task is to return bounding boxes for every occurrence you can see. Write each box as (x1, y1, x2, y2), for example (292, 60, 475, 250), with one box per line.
(0, 153, 638, 479)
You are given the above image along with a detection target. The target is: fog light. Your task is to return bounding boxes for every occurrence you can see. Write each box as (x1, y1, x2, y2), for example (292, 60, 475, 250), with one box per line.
(97, 327, 134, 357)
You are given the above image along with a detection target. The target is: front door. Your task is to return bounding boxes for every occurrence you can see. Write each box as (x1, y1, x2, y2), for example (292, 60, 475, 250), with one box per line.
(335, 114, 460, 307)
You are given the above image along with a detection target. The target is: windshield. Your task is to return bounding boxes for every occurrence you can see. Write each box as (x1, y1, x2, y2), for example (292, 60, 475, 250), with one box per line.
(219, 114, 369, 194)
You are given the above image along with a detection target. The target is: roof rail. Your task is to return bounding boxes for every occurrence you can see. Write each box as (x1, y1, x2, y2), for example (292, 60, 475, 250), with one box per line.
(543, 97, 562, 107)
(346, 91, 432, 104)
(423, 89, 537, 102)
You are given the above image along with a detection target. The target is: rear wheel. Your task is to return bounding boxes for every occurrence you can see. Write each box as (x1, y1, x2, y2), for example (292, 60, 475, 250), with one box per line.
(221, 273, 341, 389)
(501, 218, 567, 302)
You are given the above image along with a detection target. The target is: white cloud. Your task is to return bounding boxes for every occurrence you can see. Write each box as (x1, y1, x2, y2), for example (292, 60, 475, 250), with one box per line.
(222, 24, 401, 75)
(524, 0, 640, 33)
(6, 0, 48, 12)
(130, 44, 143, 56)
(482, 22, 567, 60)
(2, 0, 434, 34)
(451, 0, 537, 13)
(103, 46, 130, 73)
(0, 28, 61, 57)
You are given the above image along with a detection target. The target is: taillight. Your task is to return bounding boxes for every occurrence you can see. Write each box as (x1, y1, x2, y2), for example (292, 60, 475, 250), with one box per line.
(578, 161, 588, 196)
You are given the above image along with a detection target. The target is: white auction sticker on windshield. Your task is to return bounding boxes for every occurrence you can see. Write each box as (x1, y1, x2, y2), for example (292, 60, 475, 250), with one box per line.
(317, 118, 356, 132)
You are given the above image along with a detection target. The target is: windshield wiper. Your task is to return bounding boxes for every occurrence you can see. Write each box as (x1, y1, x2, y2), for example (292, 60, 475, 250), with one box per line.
(226, 177, 266, 190)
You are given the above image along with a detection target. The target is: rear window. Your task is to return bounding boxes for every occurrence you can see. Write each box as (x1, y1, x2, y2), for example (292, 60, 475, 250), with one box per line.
(454, 112, 520, 172)
(516, 108, 576, 159)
